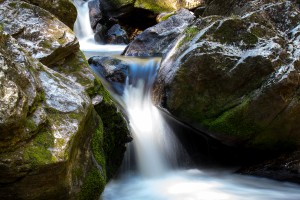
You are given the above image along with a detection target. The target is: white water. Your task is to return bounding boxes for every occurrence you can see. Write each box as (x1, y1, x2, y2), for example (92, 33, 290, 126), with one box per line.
(73, 0, 126, 55)
(73, 2, 300, 200)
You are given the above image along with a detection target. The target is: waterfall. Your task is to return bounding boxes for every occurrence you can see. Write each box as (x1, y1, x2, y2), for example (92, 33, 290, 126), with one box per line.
(120, 58, 186, 176)
(73, 2, 300, 200)
(73, 0, 126, 54)
(73, 0, 94, 41)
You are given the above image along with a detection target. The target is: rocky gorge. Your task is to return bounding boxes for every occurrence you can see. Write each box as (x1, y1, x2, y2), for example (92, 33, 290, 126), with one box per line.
(1, 0, 300, 199)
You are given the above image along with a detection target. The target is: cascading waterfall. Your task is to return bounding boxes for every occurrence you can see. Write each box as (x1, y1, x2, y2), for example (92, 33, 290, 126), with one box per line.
(73, 1, 300, 200)
(73, 0, 126, 54)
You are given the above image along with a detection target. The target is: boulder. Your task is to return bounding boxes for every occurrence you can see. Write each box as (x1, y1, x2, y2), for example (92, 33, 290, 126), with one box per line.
(153, 0, 300, 151)
(101, 0, 205, 16)
(23, 0, 77, 28)
(89, 56, 130, 95)
(88, 0, 103, 29)
(106, 24, 129, 44)
(94, 24, 108, 43)
(0, 0, 78, 66)
(0, 0, 130, 199)
(123, 8, 195, 57)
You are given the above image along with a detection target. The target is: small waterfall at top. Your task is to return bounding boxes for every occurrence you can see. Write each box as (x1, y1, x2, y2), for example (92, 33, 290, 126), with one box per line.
(73, 2, 300, 200)
(73, 0, 94, 41)
(73, 0, 126, 54)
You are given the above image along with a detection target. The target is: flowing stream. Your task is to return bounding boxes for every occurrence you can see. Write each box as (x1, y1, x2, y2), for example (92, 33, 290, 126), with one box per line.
(74, 1, 300, 199)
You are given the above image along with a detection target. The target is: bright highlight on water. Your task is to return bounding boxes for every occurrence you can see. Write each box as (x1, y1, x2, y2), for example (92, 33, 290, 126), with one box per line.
(73, 1, 300, 199)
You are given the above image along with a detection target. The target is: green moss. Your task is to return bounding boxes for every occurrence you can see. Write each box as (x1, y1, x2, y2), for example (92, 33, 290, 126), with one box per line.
(134, 0, 175, 13)
(95, 102, 128, 180)
(159, 12, 175, 21)
(23, 131, 56, 168)
(25, 119, 38, 132)
(8, 2, 17, 7)
(203, 99, 261, 139)
(213, 18, 258, 46)
(92, 124, 106, 169)
(20, 2, 31, 9)
(79, 168, 105, 200)
(87, 78, 111, 104)
(178, 26, 199, 48)
(29, 90, 45, 114)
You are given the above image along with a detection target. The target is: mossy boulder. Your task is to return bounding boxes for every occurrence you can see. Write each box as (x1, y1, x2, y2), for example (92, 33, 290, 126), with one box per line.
(23, 0, 77, 28)
(0, 0, 78, 66)
(101, 0, 205, 16)
(153, 0, 300, 151)
(0, 0, 130, 199)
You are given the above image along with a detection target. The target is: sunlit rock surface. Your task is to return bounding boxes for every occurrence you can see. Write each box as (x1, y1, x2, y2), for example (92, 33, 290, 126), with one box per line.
(0, 0, 130, 199)
(101, 0, 205, 14)
(23, 0, 77, 28)
(153, 0, 300, 151)
(0, 0, 78, 66)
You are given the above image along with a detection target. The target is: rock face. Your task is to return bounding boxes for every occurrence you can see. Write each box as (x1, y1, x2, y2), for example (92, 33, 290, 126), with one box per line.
(106, 24, 129, 44)
(0, 0, 130, 199)
(89, 56, 130, 95)
(123, 8, 195, 57)
(23, 0, 77, 28)
(153, 0, 300, 151)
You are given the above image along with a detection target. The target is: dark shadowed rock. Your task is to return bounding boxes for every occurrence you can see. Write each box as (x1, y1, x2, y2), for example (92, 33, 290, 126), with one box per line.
(89, 0, 103, 29)
(123, 8, 195, 57)
(106, 24, 129, 44)
(238, 151, 300, 184)
(94, 23, 108, 43)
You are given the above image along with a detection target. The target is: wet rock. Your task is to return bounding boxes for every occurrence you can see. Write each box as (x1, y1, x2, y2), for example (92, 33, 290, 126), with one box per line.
(94, 23, 108, 43)
(106, 24, 129, 44)
(0, 0, 130, 199)
(238, 151, 300, 184)
(89, 56, 129, 94)
(101, 0, 205, 16)
(88, 0, 103, 29)
(153, 0, 300, 151)
(23, 0, 77, 28)
(0, 0, 78, 66)
(123, 8, 195, 57)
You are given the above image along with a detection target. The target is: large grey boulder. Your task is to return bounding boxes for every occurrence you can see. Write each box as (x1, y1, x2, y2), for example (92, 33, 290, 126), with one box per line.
(0, 0, 130, 199)
(123, 8, 195, 57)
(0, 0, 78, 66)
(22, 0, 77, 28)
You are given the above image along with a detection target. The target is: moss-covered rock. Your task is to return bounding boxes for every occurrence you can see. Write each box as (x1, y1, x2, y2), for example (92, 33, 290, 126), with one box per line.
(153, 0, 300, 151)
(23, 0, 77, 28)
(0, 0, 130, 199)
(101, 0, 205, 15)
(0, 0, 78, 66)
